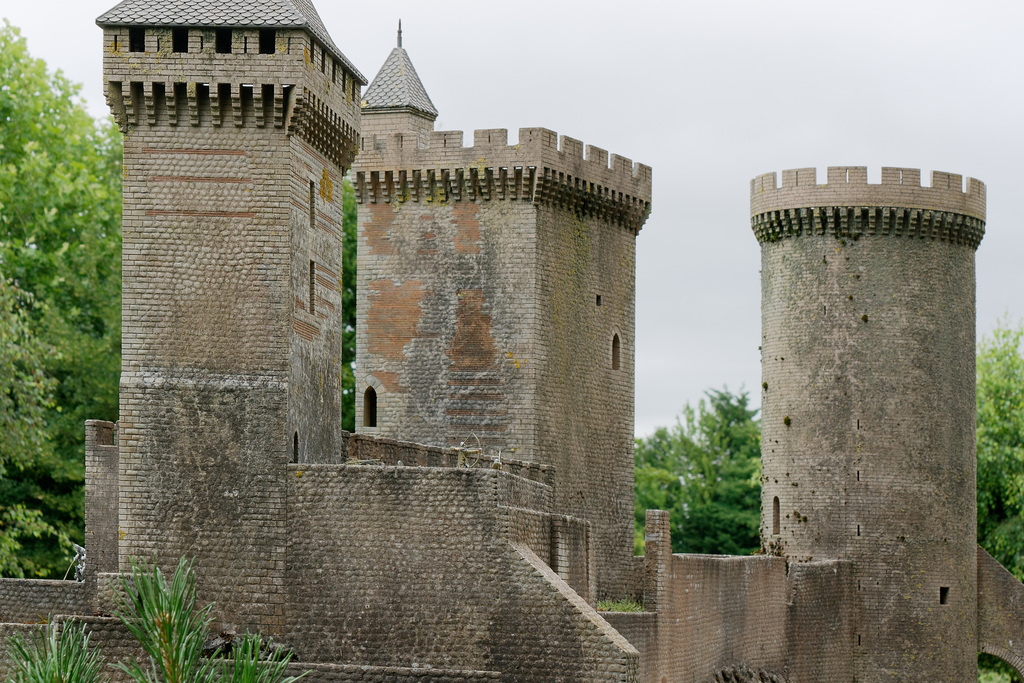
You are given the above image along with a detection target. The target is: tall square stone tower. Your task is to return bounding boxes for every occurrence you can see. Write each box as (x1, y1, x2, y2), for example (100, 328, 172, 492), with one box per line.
(97, 0, 364, 633)
(353, 34, 652, 597)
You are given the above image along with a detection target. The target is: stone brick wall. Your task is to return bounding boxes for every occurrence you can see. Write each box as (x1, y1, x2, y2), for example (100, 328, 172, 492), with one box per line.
(84, 420, 118, 613)
(283, 465, 635, 680)
(353, 127, 650, 599)
(0, 580, 85, 624)
(102, 22, 357, 636)
(977, 546, 1024, 677)
(751, 167, 985, 681)
(630, 510, 853, 683)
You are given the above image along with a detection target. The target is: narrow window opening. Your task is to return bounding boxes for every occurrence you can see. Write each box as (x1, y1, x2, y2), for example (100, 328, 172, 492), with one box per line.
(857, 579, 861, 591)
(857, 634, 862, 647)
(857, 524, 861, 537)
(292, 432, 299, 463)
(772, 496, 780, 535)
(215, 28, 231, 54)
(309, 180, 316, 229)
(243, 35, 248, 53)
(332, 60, 337, 83)
(857, 470, 861, 481)
(320, 46, 326, 72)
(611, 333, 620, 370)
(857, 418, 860, 429)
(259, 29, 275, 54)
(309, 260, 316, 315)
(129, 27, 145, 53)
(596, 294, 602, 306)
(199, 33, 204, 51)
(364, 387, 377, 427)
(172, 28, 188, 53)
(112, 34, 120, 51)
(939, 586, 949, 604)
(262, 83, 275, 124)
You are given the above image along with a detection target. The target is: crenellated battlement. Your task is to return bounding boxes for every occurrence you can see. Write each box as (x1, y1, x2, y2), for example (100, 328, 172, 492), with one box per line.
(353, 127, 652, 233)
(751, 167, 986, 249)
(751, 167, 986, 221)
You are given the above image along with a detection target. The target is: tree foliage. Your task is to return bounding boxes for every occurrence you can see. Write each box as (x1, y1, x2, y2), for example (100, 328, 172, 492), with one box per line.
(977, 320, 1024, 581)
(634, 389, 761, 555)
(0, 21, 122, 577)
(976, 320, 1024, 682)
(340, 177, 356, 433)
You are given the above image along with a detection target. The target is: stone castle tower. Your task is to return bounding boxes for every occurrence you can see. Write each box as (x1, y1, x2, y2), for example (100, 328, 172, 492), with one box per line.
(96, 0, 365, 633)
(352, 30, 652, 597)
(751, 167, 987, 680)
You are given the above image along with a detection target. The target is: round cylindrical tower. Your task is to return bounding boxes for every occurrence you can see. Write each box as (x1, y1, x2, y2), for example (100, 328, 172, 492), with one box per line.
(751, 167, 986, 681)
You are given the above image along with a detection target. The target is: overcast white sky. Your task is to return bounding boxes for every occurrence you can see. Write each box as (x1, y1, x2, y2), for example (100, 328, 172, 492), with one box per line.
(6, 0, 1024, 437)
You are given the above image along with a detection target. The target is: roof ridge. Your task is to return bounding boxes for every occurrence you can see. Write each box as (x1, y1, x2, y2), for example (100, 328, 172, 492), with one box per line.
(362, 44, 438, 119)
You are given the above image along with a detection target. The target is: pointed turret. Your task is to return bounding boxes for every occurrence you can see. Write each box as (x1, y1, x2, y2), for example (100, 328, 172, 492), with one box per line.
(360, 21, 437, 141)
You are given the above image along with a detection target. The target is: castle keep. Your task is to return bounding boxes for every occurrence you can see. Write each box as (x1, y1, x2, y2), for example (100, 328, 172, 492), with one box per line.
(353, 32, 650, 597)
(2, 1, 1024, 681)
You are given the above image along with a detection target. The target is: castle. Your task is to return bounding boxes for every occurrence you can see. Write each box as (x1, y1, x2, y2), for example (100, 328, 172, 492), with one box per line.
(1, 0, 1023, 680)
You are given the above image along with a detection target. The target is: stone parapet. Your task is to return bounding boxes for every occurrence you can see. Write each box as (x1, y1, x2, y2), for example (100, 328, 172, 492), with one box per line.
(750, 167, 986, 248)
(353, 128, 652, 233)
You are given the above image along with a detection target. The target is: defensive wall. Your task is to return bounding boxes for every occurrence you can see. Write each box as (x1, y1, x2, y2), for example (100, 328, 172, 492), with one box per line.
(353, 127, 651, 599)
(1, 422, 639, 683)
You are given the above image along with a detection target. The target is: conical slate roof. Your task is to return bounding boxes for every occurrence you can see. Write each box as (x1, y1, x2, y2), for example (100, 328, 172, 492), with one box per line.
(96, 0, 366, 83)
(362, 30, 437, 118)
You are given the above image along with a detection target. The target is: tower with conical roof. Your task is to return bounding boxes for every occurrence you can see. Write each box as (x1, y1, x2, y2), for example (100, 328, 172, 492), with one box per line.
(97, 0, 365, 633)
(353, 27, 651, 598)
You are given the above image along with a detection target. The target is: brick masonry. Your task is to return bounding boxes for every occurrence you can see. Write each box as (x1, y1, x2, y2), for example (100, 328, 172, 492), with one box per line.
(353, 117, 651, 599)
(5, 3, 1024, 680)
(753, 167, 985, 681)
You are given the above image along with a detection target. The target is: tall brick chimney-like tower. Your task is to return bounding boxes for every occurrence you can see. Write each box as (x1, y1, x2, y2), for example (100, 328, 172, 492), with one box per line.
(353, 33, 652, 598)
(97, 0, 364, 634)
(751, 167, 986, 680)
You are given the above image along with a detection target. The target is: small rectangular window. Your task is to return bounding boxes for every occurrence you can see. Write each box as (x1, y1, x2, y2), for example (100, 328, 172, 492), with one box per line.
(112, 34, 120, 51)
(320, 46, 326, 72)
(939, 586, 950, 604)
(309, 260, 316, 315)
(309, 180, 315, 229)
(215, 28, 231, 54)
(596, 294, 602, 306)
(172, 28, 188, 53)
(129, 27, 145, 53)
(259, 29, 275, 54)
(332, 60, 337, 83)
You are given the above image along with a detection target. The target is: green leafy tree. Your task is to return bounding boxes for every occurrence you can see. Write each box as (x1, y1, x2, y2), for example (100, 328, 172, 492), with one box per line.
(0, 21, 122, 576)
(977, 320, 1024, 682)
(635, 389, 761, 555)
(0, 274, 67, 577)
(977, 320, 1024, 579)
(340, 176, 356, 433)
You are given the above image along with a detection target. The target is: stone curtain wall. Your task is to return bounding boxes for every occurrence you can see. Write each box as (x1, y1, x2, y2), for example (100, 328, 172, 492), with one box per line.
(978, 546, 1024, 677)
(284, 465, 635, 680)
(0, 580, 85, 624)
